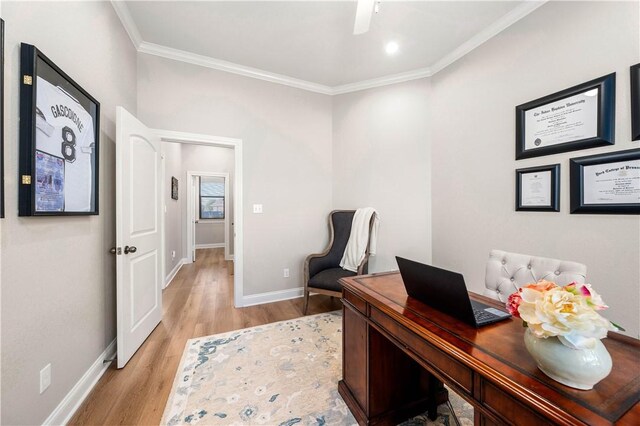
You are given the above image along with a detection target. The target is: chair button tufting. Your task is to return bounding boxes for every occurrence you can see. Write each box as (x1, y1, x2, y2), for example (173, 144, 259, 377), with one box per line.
(502, 260, 506, 265)
(527, 264, 531, 269)
(510, 277, 515, 282)
(555, 271, 560, 275)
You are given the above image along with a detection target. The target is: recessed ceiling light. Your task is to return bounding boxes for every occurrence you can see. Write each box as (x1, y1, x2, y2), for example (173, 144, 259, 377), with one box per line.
(385, 41, 399, 55)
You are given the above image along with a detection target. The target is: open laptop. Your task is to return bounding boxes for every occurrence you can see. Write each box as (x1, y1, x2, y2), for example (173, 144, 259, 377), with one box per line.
(396, 256, 511, 327)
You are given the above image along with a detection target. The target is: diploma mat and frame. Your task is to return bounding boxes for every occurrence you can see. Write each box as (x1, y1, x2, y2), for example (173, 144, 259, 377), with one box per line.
(516, 164, 560, 212)
(570, 149, 640, 214)
(19, 43, 100, 216)
(516, 73, 616, 160)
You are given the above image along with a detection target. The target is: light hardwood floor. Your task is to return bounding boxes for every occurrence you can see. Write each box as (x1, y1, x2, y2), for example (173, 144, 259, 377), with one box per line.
(69, 248, 340, 425)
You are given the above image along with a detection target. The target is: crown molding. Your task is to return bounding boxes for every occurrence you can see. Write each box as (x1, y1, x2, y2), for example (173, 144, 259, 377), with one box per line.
(112, 0, 548, 96)
(110, 0, 142, 49)
(138, 41, 333, 95)
(430, 0, 548, 75)
(331, 67, 433, 95)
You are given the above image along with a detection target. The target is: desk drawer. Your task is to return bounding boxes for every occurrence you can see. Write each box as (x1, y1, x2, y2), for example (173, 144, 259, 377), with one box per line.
(343, 288, 368, 316)
(370, 306, 473, 394)
(481, 380, 552, 426)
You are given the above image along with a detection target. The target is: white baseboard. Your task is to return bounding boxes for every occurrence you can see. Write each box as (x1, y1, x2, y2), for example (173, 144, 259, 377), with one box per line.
(240, 287, 303, 307)
(43, 339, 116, 426)
(165, 258, 188, 289)
(196, 243, 225, 249)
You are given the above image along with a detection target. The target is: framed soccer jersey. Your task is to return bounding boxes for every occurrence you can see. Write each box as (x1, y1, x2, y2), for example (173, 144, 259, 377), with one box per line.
(0, 19, 4, 218)
(19, 43, 100, 216)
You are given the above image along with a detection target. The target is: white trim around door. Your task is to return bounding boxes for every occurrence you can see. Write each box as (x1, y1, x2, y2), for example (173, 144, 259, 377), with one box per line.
(154, 129, 244, 309)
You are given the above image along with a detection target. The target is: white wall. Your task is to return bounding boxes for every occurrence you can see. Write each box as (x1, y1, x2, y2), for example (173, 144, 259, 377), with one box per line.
(163, 141, 184, 277)
(196, 222, 225, 246)
(0, 2, 138, 424)
(430, 1, 640, 337)
(332, 78, 433, 272)
(138, 55, 333, 296)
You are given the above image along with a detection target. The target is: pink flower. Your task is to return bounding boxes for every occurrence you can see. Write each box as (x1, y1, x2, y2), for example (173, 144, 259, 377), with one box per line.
(564, 282, 608, 310)
(506, 292, 523, 319)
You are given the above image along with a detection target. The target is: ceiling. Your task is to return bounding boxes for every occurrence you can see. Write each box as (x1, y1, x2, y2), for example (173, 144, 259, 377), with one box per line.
(117, 1, 545, 94)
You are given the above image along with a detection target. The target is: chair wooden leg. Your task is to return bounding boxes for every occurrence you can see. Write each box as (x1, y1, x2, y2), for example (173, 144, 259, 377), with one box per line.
(303, 288, 310, 315)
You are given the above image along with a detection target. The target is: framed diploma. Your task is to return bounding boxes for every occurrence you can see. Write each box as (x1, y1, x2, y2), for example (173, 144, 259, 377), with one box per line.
(631, 64, 640, 141)
(19, 43, 100, 216)
(516, 164, 560, 212)
(516, 73, 615, 160)
(570, 149, 640, 214)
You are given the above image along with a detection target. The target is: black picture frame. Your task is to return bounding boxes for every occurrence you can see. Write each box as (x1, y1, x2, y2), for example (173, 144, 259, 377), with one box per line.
(631, 64, 640, 141)
(516, 73, 616, 160)
(515, 164, 560, 212)
(171, 176, 178, 200)
(0, 19, 4, 218)
(570, 149, 639, 214)
(19, 43, 100, 216)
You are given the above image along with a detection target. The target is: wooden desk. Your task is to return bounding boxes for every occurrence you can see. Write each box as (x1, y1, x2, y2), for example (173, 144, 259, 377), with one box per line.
(338, 272, 640, 426)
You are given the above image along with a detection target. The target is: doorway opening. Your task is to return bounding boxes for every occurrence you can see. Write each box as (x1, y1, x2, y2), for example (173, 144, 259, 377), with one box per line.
(187, 171, 231, 263)
(156, 129, 244, 308)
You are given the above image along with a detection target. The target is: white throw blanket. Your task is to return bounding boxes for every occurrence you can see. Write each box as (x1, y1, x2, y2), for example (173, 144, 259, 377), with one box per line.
(340, 208, 379, 273)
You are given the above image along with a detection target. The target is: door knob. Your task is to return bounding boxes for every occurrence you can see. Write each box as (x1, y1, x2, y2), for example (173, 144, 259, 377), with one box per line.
(124, 246, 137, 254)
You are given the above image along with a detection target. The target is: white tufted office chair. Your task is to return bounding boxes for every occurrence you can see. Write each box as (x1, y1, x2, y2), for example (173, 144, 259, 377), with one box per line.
(484, 249, 587, 302)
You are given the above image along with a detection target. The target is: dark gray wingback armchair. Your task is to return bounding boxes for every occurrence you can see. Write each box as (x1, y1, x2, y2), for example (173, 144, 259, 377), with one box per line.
(303, 210, 374, 314)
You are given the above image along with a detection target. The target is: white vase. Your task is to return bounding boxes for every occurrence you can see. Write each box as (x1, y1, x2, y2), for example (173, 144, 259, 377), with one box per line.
(523, 329, 612, 390)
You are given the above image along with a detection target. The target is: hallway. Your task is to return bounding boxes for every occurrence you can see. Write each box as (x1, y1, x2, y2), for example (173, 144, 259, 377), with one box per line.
(70, 248, 340, 425)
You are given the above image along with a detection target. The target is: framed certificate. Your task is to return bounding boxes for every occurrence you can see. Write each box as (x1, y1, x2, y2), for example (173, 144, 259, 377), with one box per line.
(516, 164, 560, 212)
(570, 149, 640, 214)
(19, 43, 100, 216)
(632, 64, 640, 141)
(516, 74, 615, 160)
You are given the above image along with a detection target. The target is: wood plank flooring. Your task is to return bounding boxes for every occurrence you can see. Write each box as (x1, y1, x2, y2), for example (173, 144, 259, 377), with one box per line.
(69, 248, 340, 425)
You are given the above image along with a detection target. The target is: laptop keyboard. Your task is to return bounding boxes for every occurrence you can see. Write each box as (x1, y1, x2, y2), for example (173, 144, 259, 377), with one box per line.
(473, 307, 496, 322)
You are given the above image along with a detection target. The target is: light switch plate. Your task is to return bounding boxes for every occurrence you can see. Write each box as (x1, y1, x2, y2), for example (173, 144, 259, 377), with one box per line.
(253, 204, 263, 214)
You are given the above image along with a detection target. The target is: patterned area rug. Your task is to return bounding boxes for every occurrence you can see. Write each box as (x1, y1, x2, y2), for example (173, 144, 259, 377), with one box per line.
(162, 311, 474, 425)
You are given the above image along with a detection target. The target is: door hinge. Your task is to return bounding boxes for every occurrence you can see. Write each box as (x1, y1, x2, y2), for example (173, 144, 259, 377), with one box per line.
(21, 175, 32, 184)
(23, 75, 33, 85)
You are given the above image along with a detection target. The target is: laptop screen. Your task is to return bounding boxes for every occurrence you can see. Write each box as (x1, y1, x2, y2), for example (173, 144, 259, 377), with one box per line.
(395, 256, 479, 326)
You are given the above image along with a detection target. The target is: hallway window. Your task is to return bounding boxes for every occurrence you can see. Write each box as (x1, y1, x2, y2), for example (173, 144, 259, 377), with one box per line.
(200, 177, 225, 219)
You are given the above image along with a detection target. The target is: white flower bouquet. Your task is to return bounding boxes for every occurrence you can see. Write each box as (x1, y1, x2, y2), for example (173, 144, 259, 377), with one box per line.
(506, 280, 623, 350)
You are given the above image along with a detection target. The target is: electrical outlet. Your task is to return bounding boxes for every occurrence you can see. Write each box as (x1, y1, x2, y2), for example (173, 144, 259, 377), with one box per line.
(283, 268, 290, 278)
(171, 250, 176, 260)
(40, 364, 51, 394)
(253, 204, 263, 214)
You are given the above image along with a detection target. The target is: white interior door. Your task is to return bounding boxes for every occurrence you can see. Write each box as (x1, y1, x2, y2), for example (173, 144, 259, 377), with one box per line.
(115, 107, 163, 369)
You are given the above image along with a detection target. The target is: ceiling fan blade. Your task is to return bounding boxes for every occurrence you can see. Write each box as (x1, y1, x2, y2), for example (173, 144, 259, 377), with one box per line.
(353, 0, 375, 35)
